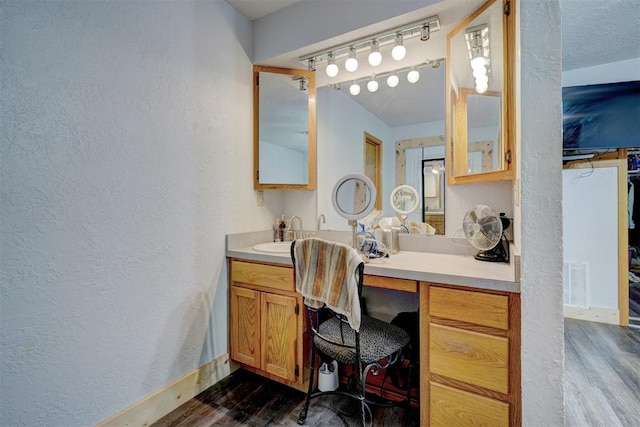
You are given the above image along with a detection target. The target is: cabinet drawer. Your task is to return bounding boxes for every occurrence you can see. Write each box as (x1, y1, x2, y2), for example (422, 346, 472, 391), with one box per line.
(429, 286, 509, 330)
(364, 275, 417, 293)
(430, 324, 509, 394)
(430, 382, 509, 427)
(231, 261, 294, 292)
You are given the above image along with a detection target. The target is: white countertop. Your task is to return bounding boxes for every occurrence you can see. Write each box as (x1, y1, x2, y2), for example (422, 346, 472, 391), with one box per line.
(226, 231, 519, 293)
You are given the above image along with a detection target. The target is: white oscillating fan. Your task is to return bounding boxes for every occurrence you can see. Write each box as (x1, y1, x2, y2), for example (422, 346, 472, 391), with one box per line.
(462, 204, 510, 263)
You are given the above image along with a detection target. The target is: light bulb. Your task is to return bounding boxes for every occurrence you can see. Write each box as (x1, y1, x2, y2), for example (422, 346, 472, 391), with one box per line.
(345, 47, 358, 72)
(476, 82, 489, 94)
(473, 66, 487, 78)
(368, 40, 382, 67)
(367, 78, 379, 92)
(471, 56, 486, 71)
(326, 53, 339, 78)
(391, 33, 406, 61)
(407, 69, 420, 83)
(349, 83, 361, 96)
(387, 74, 399, 88)
(475, 74, 489, 86)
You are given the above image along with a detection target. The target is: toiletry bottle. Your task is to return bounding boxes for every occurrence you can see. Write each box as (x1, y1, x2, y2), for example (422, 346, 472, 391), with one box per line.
(273, 217, 279, 242)
(278, 215, 286, 242)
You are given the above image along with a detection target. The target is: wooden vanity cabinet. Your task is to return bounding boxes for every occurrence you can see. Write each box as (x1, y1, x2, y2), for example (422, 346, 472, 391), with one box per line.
(229, 259, 308, 390)
(422, 283, 521, 427)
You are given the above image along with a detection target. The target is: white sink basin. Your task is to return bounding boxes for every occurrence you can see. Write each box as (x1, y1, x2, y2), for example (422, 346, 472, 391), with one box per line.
(252, 242, 291, 253)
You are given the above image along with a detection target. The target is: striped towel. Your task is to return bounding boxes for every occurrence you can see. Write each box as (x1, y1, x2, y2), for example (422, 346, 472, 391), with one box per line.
(293, 238, 363, 331)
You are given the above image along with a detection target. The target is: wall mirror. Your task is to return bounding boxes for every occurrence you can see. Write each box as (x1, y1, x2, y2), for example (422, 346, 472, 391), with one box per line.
(446, 0, 515, 184)
(253, 65, 316, 190)
(316, 64, 447, 234)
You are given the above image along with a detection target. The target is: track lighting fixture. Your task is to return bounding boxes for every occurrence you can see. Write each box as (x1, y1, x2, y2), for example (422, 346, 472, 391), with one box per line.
(345, 47, 359, 72)
(465, 24, 490, 94)
(293, 76, 308, 91)
(391, 33, 406, 61)
(368, 40, 382, 66)
(299, 15, 441, 77)
(326, 58, 444, 96)
(326, 52, 339, 78)
(420, 23, 430, 41)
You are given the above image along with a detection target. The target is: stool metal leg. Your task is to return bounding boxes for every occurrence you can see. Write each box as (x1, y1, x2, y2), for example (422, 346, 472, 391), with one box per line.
(298, 332, 316, 424)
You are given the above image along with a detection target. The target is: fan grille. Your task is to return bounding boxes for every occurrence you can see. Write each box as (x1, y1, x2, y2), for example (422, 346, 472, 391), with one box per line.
(463, 205, 502, 251)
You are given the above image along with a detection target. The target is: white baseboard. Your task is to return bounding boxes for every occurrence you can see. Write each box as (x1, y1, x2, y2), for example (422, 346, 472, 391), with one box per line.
(97, 353, 234, 427)
(564, 305, 620, 325)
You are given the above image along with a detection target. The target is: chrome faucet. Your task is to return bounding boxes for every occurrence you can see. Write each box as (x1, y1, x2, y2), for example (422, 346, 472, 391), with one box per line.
(317, 214, 326, 230)
(288, 215, 304, 240)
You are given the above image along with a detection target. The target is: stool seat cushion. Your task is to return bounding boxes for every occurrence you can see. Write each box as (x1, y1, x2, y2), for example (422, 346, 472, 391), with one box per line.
(315, 315, 410, 365)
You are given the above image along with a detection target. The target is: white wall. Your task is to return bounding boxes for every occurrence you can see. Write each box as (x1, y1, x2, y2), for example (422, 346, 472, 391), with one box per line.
(518, 0, 564, 424)
(393, 120, 445, 141)
(0, 2, 278, 425)
(563, 57, 640, 86)
(252, 0, 442, 64)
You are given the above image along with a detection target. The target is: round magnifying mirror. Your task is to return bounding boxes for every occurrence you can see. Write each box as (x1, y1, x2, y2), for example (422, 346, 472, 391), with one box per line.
(331, 174, 377, 221)
(390, 184, 420, 218)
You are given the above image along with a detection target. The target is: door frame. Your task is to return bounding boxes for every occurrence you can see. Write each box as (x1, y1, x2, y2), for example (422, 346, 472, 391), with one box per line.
(364, 132, 383, 210)
(564, 150, 629, 326)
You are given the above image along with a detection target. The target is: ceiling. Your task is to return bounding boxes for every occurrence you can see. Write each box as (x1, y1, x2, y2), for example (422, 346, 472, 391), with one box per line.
(227, 0, 640, 128)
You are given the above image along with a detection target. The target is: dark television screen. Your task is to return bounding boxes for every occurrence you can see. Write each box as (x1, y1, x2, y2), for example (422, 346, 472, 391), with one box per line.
(562, 80, 640, 150)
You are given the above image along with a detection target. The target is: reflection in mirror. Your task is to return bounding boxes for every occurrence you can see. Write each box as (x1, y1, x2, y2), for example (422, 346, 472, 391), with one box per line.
(464, 88, 501, 173)
(447, 0, 515, 183)
(396, 136, 446, 234)
(259, 72, 308, 184)
(332, 174, 377, 221)
(390, 185, 419, 217)
(331, 174, 377, 249)
(254, 66, 316, 190)
(316, 64, 446, 233)
(422, 158, 445, 234)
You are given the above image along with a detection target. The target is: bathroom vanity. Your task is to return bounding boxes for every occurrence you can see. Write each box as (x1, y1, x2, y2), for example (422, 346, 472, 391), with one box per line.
(227, 231, 520, 426)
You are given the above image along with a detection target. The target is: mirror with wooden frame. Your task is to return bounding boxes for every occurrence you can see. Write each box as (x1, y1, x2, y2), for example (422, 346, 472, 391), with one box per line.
(253, 65, 316, 190)
(446, 0, 516, 184)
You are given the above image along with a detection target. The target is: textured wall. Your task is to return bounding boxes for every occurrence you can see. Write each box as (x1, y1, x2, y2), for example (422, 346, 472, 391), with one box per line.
(562, 57, 640, 86)
(519, 0, 565, 424)
(0, 1, 277, 425)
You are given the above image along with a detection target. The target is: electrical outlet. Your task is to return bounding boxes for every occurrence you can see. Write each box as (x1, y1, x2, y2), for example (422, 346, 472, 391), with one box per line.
(257, 190, 264, 207)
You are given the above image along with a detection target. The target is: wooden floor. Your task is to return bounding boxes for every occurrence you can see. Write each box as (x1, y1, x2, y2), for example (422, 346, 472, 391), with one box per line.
(565, 318, 640, 426)
(152, 369, 413, 426)
(154, 319, 639, 427)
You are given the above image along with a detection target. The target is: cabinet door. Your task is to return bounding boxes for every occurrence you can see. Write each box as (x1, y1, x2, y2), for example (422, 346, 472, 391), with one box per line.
(230, 286, 261, 369)
(261, 292, 298, 381)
